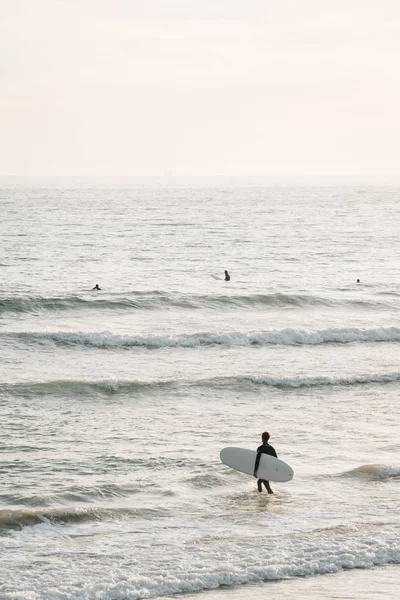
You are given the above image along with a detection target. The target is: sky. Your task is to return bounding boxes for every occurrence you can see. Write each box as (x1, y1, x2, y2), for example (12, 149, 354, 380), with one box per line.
(1, 0, 400, 178)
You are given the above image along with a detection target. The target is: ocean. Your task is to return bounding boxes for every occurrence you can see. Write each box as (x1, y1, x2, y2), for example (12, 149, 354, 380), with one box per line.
(0, 180, 399, 600)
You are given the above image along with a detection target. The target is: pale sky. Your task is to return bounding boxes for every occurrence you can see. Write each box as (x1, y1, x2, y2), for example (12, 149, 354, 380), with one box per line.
(1, 0, 400, 177)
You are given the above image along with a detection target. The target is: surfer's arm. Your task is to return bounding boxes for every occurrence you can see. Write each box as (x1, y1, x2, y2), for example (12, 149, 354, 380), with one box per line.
(253, 451, 262, 477)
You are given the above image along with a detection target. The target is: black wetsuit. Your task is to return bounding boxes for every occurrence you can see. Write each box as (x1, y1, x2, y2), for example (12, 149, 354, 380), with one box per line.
(254, 443, 277, 491)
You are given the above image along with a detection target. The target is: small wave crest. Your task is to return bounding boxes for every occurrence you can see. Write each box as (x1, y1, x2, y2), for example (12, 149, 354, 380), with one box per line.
(0, 506, 167, 530)
(0, 291, 389, 314)
(3, 371, 400, 398)
(344, 464, 400, 480)
(0, 291, 173, 314)
(10, 325, 400, 350)
(0, 379, 177, 398)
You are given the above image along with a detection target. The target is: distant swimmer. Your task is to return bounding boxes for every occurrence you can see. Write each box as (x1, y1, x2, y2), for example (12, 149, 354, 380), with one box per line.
(253, 432, 277, 493)
(356, 279, 360, 283)
(224, 270, 230, 282)
(92, 284, 101, 291)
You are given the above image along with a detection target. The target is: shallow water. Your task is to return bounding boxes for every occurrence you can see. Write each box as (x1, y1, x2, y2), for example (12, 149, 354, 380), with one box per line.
(0, 181, 399, 599)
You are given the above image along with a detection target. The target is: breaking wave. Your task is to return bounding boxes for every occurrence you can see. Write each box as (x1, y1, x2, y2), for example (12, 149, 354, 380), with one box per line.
(8, 325, 400, 349)
(1, 521, 399, 598)
(344, 464, 400, 480)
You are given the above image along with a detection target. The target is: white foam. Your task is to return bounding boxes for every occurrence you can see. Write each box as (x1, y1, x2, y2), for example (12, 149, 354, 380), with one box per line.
(22, 325, 400, 349)
(378, 465, 400, 479)
(2, 524, 399, 599)
(246, 371, 400, 388)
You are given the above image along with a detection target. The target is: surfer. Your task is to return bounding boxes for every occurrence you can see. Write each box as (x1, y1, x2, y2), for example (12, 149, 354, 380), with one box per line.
(253, 431, 277, 493)
(92, 284, 101, 291)
(224, 270, 230, 282)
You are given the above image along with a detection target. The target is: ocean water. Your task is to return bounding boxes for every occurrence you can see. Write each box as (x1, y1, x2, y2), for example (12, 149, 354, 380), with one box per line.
(0, 180, 399, 600)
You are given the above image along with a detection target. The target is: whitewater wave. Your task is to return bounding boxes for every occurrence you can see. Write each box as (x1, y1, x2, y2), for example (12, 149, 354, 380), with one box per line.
(2, 523, 399, 599)
(243, 371, 400, 388)
(9, 325, 400, 350)
(3, 371, 400, 398)
(88, 529, 400, 596)
(0, 291, 389, 314)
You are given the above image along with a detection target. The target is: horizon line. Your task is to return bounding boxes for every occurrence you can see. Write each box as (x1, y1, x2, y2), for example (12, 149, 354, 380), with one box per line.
(1, 174, 400, 181)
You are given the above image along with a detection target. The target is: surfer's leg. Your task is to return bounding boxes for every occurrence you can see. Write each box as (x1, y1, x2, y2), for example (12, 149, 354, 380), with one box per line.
(263, 480, 273, 494)
(257, 479, 263, 492)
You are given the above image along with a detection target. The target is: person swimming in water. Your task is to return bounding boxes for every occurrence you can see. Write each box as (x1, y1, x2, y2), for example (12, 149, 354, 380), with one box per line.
(92, 284, 101, 291)
(224, 270, 230, 281)
(253, 431, 277, 493)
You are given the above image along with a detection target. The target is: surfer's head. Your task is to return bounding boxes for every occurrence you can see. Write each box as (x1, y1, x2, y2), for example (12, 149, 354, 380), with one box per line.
(261, 432, 270, 444)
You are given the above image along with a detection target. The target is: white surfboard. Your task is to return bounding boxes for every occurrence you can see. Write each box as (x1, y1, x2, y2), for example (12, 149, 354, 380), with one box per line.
(220, 447, 293, 483)
(210, 274, 222, 280)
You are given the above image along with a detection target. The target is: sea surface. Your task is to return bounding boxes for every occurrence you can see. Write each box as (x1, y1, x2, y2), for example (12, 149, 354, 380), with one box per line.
(0, 180, 399, 600)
